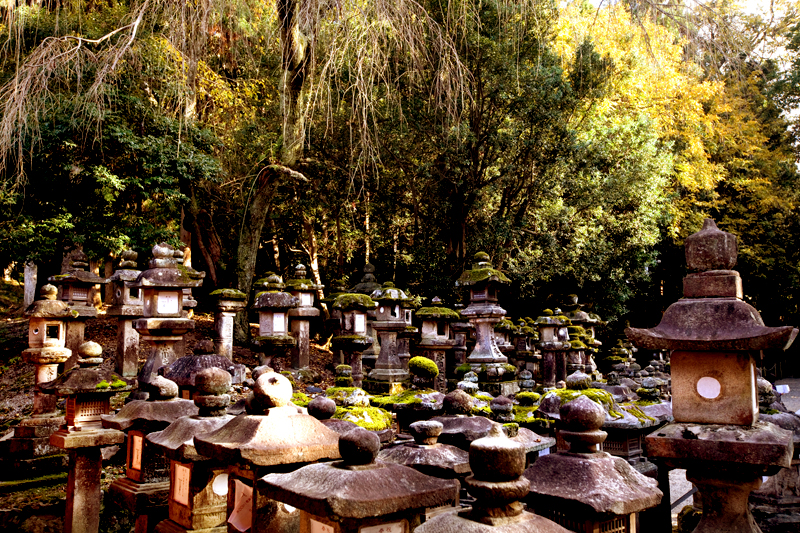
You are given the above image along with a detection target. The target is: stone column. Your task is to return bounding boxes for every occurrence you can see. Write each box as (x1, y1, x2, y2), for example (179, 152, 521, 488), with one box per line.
(212, 289, 247, 360)
(24, 261, 37, 309)
(65, 447, 103, 533)
(116, 320, 139, 377)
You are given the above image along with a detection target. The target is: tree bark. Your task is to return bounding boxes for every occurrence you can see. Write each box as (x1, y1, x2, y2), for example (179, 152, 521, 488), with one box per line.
(278, 0, 310, 165)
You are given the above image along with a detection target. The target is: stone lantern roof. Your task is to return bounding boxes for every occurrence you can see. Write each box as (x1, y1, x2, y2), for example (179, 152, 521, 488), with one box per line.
(49, 249, 108, 286)
(416, 297, 461, 320)
(134, 243, 205, 289)
(259, 427, 459, 519)
(626, 219, 796, 351)
(108, 249, 141, 283)
(101, 376, 197, 431)
(25, 284, 77, 318)
(369, 281, 409, 303)
(333, 292, 377, 311)
(455, 252, 510, 288)
(40, 341, 135, 396)
(284, 264, 323, 292)
(350, 263, 381, 294)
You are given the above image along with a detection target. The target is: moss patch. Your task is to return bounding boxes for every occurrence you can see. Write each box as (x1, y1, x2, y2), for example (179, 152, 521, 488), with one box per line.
(370, 388, 437, 408)
(542, 388, 623, 419)
(408, 356, 439, 379)
(333, 406, 393, 431)
(95, 380, 110, 390)
(292, 392, 310, 407)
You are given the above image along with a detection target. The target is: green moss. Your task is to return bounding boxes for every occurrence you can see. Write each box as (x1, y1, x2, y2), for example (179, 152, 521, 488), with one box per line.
(335, 377, 353, 387)
(333, 293, 377, 310)
(503, 364, 516, 374)
(326, 386, 358, 396)
(333, 406, 393, 431)
(336, 364, 352, 374)
(370, 388, 437, 408)
(542, 388, 623, 419)
(624, 404, 657, 423)
(634, 399, 660, 407)
(96, 380, 110, 389)
(516, 392, 541, 406)
(455, 364, 472, 376)
(416, 306, 461, 320)
(292, 392, 310, 407)
(110, 379, 127, 388)
(210, 288, 246, 299)
(408, 356, 439, 379)
(512, 405, 549, 424)
(761, 408, 780, 415)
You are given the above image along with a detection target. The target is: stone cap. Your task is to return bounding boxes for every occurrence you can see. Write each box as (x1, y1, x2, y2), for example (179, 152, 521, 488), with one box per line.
(456, 252, 510, 288)
(369, 282, 409, 303)
(25, 284, 75, 318)
(146, 413, 235, 462)
(41, 342, 135, 396)
(133, 243, 205, 288)
(333, 293, 377, 311)
(626, 298, 797, 351)
(685, 218, 737, 272)
(253, 290, 298, 310)
(161, 353, 246, 387)
(285, 264, 324, 292)
(416, 297, 461, 321)
(49, 269, 108, 286)
(350, 263, 381, 294)
(101, 395, 198, 431)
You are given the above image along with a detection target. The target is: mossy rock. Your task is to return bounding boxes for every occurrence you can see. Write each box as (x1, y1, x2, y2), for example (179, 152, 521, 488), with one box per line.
(455, 364, 472, 377)
(503, 364, 516, 375)
(370, 389, 442, 410)
(96, 380, 110, 390)
(335, 377, 354, 387)
(408, 356, 439, 379)
(292, 392, 310, 407)
(333, 293, 377, 310)
(333, 406, 393, 431)
(516, 392, 541, 406)
(512, 406, 549, 427)
(542, 388, 623, 419)
(416, 306, 461, 320)
(110, 379, 127, 388)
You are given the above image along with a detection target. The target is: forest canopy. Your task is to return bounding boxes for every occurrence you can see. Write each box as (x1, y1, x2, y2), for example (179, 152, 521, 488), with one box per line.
(1, 0, 799, 335)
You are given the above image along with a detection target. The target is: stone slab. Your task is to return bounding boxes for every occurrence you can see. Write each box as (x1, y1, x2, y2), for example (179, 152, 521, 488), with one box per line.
(109, 477, 170, 513)
(646, 421, 793, 473)
(50, 427, 125, 449)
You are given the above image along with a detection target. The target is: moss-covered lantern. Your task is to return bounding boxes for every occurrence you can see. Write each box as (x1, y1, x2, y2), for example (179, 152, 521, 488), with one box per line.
(535, 310, 571, 389)
(332, 293, 377, 388)
(416, 297, 461, 393)
(107, 250, 144, 377)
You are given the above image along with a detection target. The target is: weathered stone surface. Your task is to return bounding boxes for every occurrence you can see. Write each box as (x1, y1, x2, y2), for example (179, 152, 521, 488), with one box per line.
(195, 367, 232, 395)
(685, 218, 737, 272)
(259, 459, 458, 519)
(646, 421, 794, 472)
(525, 452, 662, 515)
(340, 427, 380, 465)
(50, 427, 125, 449)
(307, 396, 337, 420)
(511, 428, 555, 455)
(146, 414, 235, 462)
(470, 425, 526, 482)
(377, 424, 470, 477)
(194, 414, 341, 466)
(626, 298, 796, 352)
(319, 418, 359, 435)
(102, 398, 198, 431)
(142, 375, 179, 399)
(409, 420, 443, 445)
(161, 353, 246, 387)
(683, 270, 743, 298)
(432, 415, 494, 451)
(253, 371, 293, 408)
(416, 509, 571, 533)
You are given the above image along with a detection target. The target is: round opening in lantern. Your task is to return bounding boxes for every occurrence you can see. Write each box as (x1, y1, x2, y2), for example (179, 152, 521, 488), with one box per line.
(696, 376, 721, 399)
(212, 473, 229, 496)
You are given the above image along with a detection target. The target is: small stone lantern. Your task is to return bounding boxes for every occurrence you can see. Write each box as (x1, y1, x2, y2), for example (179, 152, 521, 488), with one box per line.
(260, 427, 459, 533)
(285, 264, 323, 369)
(210, 288, 247, 360)
(416, 424, 568, 533)
(161, 340, 247, 401)
(377, 420, 470, 480)
(252, 274, 298, 367)
(133, 243, 204, 395)
(351, 263, 383, 367)
(147, 367, 236, 533)
(44, 341, 135, 533)
(627, 219, 797, 533)
(416, 297, 461, 393)
(525, 395, 662, 533)
(332, 293, 377, 388)
(49, 249, 108, 369)
(107, 249, 144, 377)
(195, 372, 341, 533)
(102, 376, 198, 533)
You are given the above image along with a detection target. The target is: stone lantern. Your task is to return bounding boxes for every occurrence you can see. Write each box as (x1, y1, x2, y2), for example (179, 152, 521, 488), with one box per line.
(252, 274, 298, 367)
(377, 420, 470, 480)
(2, 284, 76, 465)
(194, 372, 341, 533)
(535, 310, 571, 389)
(456, 252, 510, 367)
(416, 424, 569, 533)
(259, 426, 459, 533)
(627, 218, 797, 533)
(102, 376, 198, 533)
(146, 367, 236, 533)
(210, 288, 247, 360)
(49, 249, 108, 369)
(43, 341, 135, 533)
(525, 395, 662, 533)
(284, 264, 323, 369)
(351, 263, 383, 368)
(415, 297, 461, 393)
(493, 318, 515, 356)
(365, 281, 412, 392)
(332, 293, 377, 388)
(107, 249, 144, 377)
(132, 243, 204, 397)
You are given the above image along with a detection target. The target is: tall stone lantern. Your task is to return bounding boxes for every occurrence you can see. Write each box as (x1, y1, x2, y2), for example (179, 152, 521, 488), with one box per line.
(627, 218, 797, 533)
(133, 243, 204, 398)
(107, 249, 144, 377)
(416, 297, 461, 393)
(332, 293, 376, 388)
(285, 264, 323, 369)
(535, 310, 571, 389)
(210, 288, 247, 360)
(456, 251, 510, 367)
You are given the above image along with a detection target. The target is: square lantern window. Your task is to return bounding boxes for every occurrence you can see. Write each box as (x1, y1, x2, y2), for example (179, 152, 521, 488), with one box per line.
(300, 293, 314, 307)
(354, 313, 366, 334)
(437, 322, 447, 338)
(143, 289, 183, 318)
(670, 350, 758, 425)
(167, 460, 229, 531)
(539, 327, 556, 342)
(273, 312, 286, 333)
(72, 287, 89, 302)
(391, 305, 400, 319)
(46, 324, 60, 340)
(558, 328, 569, 342)
(404, 309, 412, 324)
(127, 431, 146, 482)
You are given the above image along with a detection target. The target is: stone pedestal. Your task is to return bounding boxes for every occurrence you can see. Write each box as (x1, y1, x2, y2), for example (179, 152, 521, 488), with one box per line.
(107, 254, 144, 377)
(211, 289, 247, 360)
(115, 319, 141, 377)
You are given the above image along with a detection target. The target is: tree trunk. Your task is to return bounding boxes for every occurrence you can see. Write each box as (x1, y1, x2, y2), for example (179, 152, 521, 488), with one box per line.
(302, 213, 324, 302)
(278, 0, 310, 165)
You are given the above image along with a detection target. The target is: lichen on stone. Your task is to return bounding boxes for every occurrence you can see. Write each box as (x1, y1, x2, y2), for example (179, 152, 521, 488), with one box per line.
(332, 406, 393, 431)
